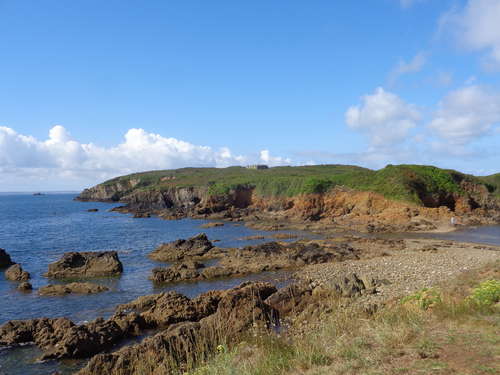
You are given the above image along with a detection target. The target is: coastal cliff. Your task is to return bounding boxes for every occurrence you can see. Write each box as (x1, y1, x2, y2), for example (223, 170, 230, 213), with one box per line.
(77, 164, 500, 232)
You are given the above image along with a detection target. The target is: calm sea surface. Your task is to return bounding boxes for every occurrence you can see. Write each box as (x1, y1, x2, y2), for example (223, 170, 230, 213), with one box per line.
(0, 193, 499, 375)
(0, 193, 302, 375)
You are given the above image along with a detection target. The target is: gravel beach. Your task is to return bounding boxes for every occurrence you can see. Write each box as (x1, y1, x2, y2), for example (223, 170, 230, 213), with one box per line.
(298, 238, 500, 303)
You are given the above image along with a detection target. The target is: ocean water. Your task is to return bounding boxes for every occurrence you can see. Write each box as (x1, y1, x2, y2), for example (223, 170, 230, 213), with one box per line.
(0, 193, 301, 375)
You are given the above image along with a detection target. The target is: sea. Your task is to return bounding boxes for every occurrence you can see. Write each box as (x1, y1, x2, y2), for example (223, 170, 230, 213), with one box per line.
(0, 193, 499, 375)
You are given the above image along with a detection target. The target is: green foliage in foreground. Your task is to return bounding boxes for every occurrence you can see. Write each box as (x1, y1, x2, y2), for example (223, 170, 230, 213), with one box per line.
(402, 288, 443, 310)
(100, 163, 497, 205)
(467, 279, 500, 307)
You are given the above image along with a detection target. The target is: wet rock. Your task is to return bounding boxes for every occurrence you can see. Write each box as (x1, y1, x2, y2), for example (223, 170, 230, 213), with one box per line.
(0, 249, 14, 268)
(149, 261, 205, 283)
(44, 251, 123, 278)
(38, 282, 109, 296)
(149, 233, 214, 262)
(17, 282, 33, 292)
(5, 264, 30, 281)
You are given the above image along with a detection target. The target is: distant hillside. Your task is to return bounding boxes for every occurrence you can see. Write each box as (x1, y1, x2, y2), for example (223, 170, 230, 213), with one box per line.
(479, 173, 500, 196)
(95, 164, 496, 207)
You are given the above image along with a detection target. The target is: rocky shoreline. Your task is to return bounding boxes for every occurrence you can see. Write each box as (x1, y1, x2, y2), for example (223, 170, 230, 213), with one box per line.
(1, 230, 498, 374)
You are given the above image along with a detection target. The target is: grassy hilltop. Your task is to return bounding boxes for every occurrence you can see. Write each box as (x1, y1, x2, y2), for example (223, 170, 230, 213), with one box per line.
(101, 164, 499, 206)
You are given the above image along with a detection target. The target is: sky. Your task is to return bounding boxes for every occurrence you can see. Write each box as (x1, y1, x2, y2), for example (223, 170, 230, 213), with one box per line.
(1, 0, 500, 191)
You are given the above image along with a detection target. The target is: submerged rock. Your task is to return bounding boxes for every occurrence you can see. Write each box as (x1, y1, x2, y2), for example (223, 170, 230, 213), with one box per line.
(200, 222, 224, 228)
(44, 251, 123, 278)
(149, 233, 214, 262)
(5, 264, 30, 281)
(0, 249, 14, 268)
(17, 282, 33, 292)
(38, 282, 109, 296)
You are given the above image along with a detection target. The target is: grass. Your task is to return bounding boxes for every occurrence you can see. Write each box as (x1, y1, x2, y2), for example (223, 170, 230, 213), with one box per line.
(185, 262, 499, 375)
(98, 164, 496, 206)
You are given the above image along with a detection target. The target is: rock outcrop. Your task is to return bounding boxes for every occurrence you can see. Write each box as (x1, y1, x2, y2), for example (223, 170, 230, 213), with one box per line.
(77, 282, 277, 375)
(149, 233, 214, 262)
(0, 249, 14, 268)
(38, 282, 109, 296)
(44, 251, 123, 278)
(265, 274, 377, 319)
(0, 314, 143, 361)
(5, 264, 30, 281)
(150, 261, 205, 284)
(151, 241, 360, 284)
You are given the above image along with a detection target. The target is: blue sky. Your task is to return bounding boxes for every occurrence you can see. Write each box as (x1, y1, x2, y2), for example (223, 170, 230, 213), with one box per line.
(1, 0, 500, 191)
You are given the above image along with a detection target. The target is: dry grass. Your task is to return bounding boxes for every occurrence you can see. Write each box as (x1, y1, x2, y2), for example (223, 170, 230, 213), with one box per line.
(188, 262, 500, 375)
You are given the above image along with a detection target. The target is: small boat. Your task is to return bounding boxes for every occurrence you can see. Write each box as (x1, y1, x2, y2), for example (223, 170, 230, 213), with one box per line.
(33, 192, 44, 196)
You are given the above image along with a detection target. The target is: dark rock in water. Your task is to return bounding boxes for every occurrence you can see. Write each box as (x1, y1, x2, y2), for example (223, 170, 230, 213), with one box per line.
(0, 249, 14, 268)
(149, 233, 214, 262)
(0, 313, 144, 361)
(200, 222, 224, 228)
(150, 261, 205, 283)
(17, 282, 33, 292)
(5, 264, 30, 281)
(87, 208, 99, 212)
(39, 282, 109, 296)
(44, 251, 123, 279)
(0, 317, 74, 348)
(133, 212, 151, 218)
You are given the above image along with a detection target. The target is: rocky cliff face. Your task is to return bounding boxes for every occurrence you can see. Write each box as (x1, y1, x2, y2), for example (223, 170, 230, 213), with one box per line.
(77, 178, 500, 232)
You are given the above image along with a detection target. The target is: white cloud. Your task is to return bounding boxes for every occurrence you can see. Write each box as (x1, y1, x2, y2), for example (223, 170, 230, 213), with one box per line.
(389, 52, 427, 84)
(345, 87, 421, 147)
(441, 0, 500, 68)
(428, 85, 500, 144)
(259, 150, 291, 166)
(0, 126, 291, 190)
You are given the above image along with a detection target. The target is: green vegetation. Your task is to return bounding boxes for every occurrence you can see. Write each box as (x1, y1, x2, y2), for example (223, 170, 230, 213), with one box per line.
(467, 280, 500, 307)
(101, 164, 497, 205)
(187, 263, 499, 375)
(479, 173, 500, 196)
(402, 287, 442, 310)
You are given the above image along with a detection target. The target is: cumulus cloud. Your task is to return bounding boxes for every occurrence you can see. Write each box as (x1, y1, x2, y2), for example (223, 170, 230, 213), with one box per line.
(0, 126, 291, 190)
(441, 0, 500, 68)
(388, 52, 427, 84)
(428, 85, 500, 144)
(345, 87, 421, 147)
(259, 150, 291, 166)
